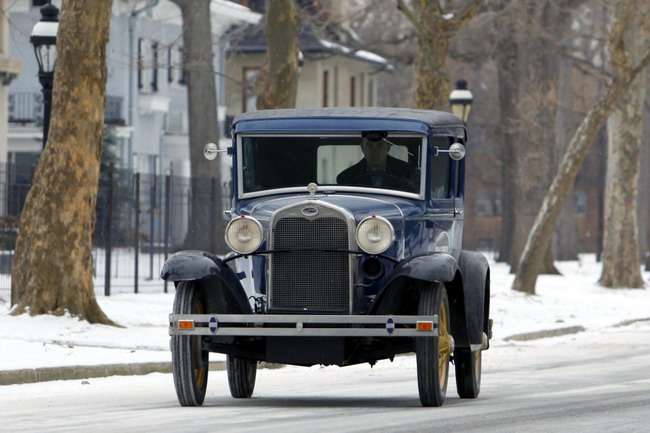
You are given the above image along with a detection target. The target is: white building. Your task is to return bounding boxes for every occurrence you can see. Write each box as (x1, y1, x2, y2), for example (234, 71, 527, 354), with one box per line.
(4, 0, 259, 177)
(0, 0, 21, 165)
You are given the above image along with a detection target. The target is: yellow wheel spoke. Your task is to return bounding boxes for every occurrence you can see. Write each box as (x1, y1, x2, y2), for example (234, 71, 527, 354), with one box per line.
(439, 334, 453, 357)
(438, 302, 451, 385)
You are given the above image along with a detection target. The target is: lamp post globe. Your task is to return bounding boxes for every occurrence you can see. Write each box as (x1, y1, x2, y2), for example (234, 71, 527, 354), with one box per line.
(449, 79, 473, 125)
(30, 1, 59, 148)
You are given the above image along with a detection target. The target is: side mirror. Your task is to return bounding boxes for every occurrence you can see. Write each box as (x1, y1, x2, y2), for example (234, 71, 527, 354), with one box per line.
(435, 142, 466, 160)
(204, 142, 226, 160)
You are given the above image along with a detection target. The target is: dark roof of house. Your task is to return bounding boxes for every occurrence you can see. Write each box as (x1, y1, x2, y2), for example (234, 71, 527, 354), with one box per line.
(228, 25, 389, 68)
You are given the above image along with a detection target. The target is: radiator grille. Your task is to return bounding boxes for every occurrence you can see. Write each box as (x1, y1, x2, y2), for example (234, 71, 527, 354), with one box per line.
(270, 207, 350, 312)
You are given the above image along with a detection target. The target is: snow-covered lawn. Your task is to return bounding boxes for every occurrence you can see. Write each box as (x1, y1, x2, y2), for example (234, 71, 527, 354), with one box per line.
(0, 254, 648, 371)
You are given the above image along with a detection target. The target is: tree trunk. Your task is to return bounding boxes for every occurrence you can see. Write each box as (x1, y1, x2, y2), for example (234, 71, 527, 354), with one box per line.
(494, 1, 582, 274)
(171, 0, 224, 254)
(494, 18, 517, 264)
(554, 56, 580, 261)
(11, 0, 114, 324)
(599, 0, 647, 289)
(397, 0, 482, 110)
(640, 78, 650, 269)
(255, 0, 300, 110)
(512, 0, 650, 293)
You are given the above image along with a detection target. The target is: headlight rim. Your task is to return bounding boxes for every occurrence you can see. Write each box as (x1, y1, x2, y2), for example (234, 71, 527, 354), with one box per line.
(355, 215, 395, 255)
(225, 215, 264, 254)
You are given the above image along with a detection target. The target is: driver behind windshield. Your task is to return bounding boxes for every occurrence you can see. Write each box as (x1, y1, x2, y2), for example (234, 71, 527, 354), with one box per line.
(336, 136, 416, 190)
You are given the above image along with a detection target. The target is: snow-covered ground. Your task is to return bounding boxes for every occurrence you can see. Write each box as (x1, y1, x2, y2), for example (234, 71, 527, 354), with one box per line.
(0, 254, 648, 371)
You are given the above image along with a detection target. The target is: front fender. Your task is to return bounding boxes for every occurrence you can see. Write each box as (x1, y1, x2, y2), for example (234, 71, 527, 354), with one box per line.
(161, 250, 226, 282)
(161, 250, 252, 314)
(388, 252, 459, 285)
(369, 253, 458, 315)
(369, 252, 489, 349)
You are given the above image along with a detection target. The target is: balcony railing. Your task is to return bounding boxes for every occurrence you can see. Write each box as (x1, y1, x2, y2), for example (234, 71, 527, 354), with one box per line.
(8, 92, 125, 125)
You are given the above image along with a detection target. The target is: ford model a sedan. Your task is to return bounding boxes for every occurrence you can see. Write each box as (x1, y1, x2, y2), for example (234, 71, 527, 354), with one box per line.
(161, 107, 491, 408)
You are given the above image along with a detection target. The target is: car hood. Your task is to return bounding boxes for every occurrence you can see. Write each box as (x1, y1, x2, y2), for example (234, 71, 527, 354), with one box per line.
(238, 193, 425, 225)
(235, 194, 428, 261)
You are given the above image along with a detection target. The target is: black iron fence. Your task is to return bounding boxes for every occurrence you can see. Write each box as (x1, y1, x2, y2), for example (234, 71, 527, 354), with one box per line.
(0, 162, 228, 302)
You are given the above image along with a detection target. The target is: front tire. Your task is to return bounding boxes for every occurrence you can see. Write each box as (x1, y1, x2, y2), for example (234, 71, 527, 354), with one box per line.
(227, 355, 257, 398)
(171, 281, 209, 406)
(416, 283, 452, 407)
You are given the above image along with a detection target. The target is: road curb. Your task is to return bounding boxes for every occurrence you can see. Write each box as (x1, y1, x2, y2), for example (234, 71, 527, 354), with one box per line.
(614, 317, 650, 327)
(503, 325, 586, 342)
(0, 361, 282, 386)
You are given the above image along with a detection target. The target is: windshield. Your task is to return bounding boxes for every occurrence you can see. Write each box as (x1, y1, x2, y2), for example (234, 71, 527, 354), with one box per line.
(238, 134, 427, 197)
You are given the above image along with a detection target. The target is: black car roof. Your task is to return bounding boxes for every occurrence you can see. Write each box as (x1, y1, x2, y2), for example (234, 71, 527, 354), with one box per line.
(233, 107, 465, 130)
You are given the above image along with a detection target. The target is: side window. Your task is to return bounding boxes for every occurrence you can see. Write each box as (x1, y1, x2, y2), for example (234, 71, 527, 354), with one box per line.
(430, 137, 451, 198)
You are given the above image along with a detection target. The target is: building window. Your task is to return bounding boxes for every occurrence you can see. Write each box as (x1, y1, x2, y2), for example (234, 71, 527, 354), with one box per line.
(242, 67, 260, 112)
(333, 67, 339, 106)
(350, 76, 356, 107)
(475, 194, 492, 216)
(475, 190, 501, 216)
(151, 42, 158, 92)
(167, 47, 174, 83)
(360, 73, 365, 106)
(137, 39, 143, 90)
(368, 79, 374, 106)
(178, 46, 186, 85)
(575, 189, 588, 215)
(137, 38, 158, 93)
(167, 45, 184, 85)
(323, 70, 329, 107)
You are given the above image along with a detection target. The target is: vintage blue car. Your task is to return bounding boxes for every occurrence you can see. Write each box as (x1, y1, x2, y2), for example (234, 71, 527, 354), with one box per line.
(161, 107, 491, 407)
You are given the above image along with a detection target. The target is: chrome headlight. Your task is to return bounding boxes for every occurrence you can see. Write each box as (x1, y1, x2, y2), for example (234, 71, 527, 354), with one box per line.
(356, 215, 394, 254)
(225, 216, 263, 254)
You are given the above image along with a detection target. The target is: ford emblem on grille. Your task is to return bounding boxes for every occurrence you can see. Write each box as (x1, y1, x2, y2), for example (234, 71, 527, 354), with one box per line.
(301, 207, 319, 216)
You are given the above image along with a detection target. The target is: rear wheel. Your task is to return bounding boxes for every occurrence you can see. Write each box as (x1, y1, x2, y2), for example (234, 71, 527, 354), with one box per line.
(227, 355, 257, 398)
(171, 281, 209, 406)
(416, 283, 452, 407)
(455, 347, 482, 398)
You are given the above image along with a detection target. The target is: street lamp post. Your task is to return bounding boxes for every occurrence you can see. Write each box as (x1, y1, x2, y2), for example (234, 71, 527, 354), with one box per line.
(449, 79, 473, 125)
(30, 1, 59, 149)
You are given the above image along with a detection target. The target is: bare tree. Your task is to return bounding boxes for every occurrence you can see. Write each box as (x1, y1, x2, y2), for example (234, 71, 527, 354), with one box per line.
(11, 0, 114, 323)
(599, 0, 649, 288)
(493, 0, 586, 273)
(512, 0, 650, 294)
(170, 0, 224, 253)
(255, 0, 301, 109)
(397, 0, 482, 110)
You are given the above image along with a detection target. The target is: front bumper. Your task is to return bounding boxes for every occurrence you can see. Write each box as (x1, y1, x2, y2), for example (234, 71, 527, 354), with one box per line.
(169, 314, 439, 337)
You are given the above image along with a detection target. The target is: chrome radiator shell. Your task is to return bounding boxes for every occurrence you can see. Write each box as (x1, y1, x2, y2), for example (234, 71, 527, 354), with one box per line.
(268, 201, 356, 313)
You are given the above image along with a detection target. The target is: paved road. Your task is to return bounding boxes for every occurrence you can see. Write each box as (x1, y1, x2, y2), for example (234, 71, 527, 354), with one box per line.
(2, 323, 649, 433)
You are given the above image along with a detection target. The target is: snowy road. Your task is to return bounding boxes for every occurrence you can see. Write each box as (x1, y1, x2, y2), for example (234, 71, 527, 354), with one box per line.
(2, 323, 649, 433)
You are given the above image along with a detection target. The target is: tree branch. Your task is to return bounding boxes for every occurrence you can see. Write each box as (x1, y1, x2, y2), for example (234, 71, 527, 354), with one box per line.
(396, 0, 427, 43)
(446, 0, 484, 32)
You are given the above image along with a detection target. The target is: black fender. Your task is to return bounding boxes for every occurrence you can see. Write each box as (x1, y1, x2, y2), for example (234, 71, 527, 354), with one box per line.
(390, 253, 459, 283)
(161, 250, 252, 314)
(458, 250, 490, 346)
(369, 253, 459, 317)
(369, 251, 489, 348)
